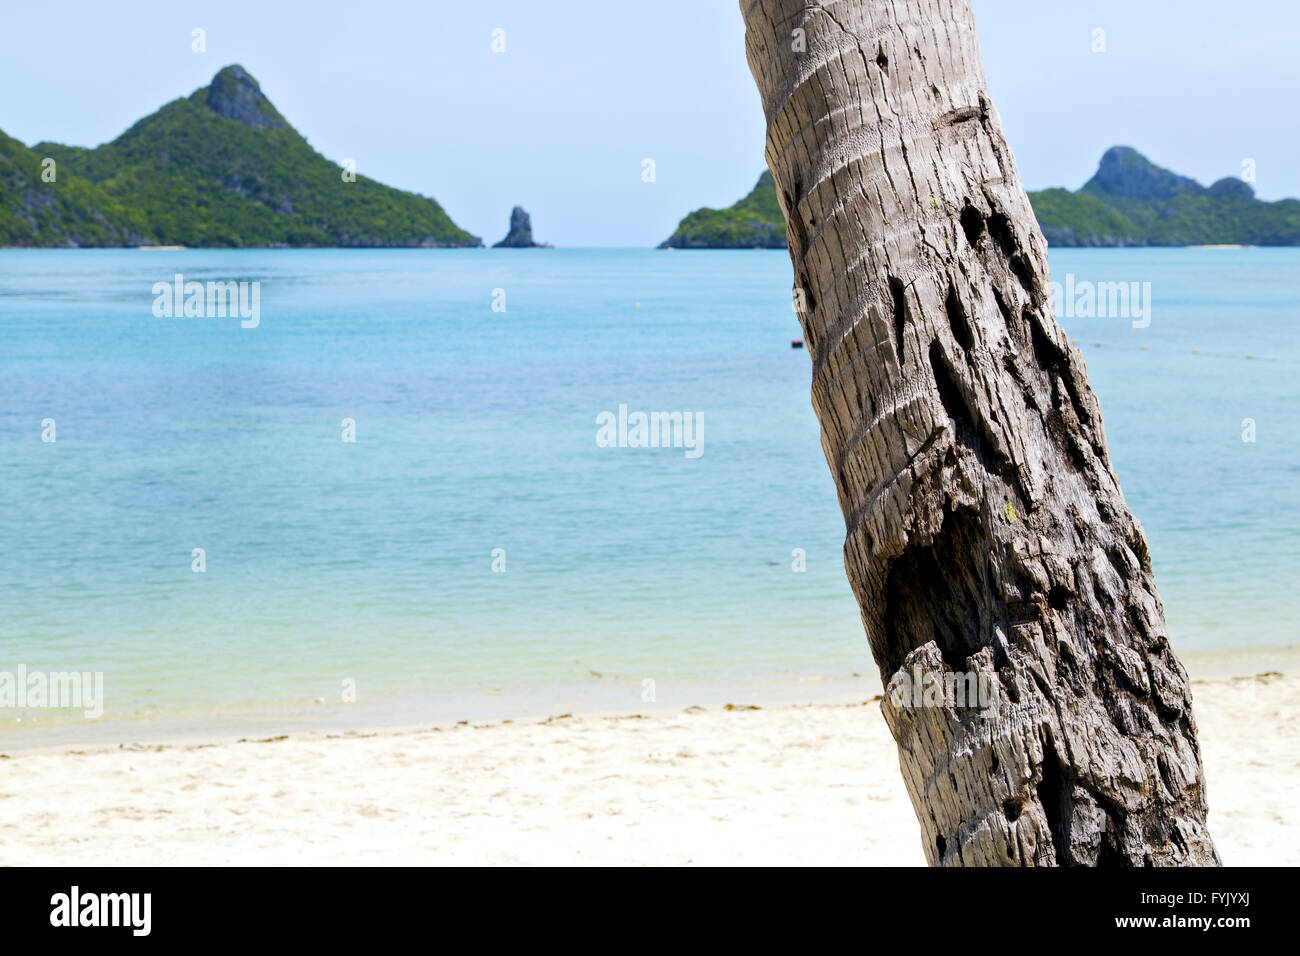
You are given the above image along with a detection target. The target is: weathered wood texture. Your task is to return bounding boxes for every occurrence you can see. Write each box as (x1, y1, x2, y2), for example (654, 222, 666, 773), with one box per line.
(741, 0, 1219, 865)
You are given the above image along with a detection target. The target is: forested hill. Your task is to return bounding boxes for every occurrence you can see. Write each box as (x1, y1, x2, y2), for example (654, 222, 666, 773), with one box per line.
(0, 65, 480, 248)
(660, 147, 1300, 248)
(659, 171, 786, 249)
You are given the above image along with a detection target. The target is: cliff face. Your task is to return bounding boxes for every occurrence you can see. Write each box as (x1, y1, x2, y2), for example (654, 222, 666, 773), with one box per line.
(661, 150, 1300, 248)
(204, 65, 289, 131)
(0, 65, 480, 248)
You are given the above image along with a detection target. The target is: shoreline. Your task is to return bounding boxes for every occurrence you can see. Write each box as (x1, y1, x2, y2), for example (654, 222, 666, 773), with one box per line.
(0, 664, 1291, 865)
(3, 643, 1295, 757)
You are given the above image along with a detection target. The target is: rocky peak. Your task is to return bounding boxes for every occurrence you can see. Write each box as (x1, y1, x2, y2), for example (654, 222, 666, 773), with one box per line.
(493, 206, 549, 248)
(205, 65, 287, 130)
(1082, 146, 1203, 201)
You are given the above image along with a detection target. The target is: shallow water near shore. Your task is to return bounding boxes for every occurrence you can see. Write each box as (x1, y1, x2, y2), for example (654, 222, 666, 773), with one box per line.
(1, 247, 1296, 743)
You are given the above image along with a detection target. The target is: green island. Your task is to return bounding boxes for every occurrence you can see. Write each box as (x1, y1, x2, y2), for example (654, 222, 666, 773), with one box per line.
(658, 170, 786, 249)
(0, 65, 479, 248)
(660, 147, 1300, 248)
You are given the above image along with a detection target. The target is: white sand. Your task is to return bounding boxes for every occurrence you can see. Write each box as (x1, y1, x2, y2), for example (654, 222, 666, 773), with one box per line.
(0, 668, 1294, 866)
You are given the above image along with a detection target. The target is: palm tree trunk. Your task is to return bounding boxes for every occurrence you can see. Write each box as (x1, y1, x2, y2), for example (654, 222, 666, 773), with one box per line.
(741, 0, 1219, 865)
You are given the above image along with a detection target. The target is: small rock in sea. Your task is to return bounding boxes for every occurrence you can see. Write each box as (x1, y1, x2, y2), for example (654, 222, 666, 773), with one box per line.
(492, 206, 551, 248)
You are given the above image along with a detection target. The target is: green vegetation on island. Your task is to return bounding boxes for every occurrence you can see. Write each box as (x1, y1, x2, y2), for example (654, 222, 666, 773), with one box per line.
(658, 170, 786, 248)
(1038, 146, 1300, 246)
(660, 147, 1300, 248)
(0, 65, 480, 248)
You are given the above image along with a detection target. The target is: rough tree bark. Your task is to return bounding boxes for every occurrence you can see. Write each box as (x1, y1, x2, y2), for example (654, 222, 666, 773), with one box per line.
(741, 0, 1219, 865)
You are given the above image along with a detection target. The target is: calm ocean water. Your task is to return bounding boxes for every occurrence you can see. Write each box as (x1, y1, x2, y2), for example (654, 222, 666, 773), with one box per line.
(1, 247, 1296, 738)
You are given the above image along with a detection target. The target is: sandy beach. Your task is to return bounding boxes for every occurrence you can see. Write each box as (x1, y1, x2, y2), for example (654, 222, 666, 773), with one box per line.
(0, 654, 1294, 866)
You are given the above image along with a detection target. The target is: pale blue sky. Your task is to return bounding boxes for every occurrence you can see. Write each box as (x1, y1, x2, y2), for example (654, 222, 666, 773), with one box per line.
(2, 0, 1296, 246)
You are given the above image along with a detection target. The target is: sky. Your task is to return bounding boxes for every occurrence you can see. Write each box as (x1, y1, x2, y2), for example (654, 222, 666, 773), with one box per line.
(2, 0, 1297, 246)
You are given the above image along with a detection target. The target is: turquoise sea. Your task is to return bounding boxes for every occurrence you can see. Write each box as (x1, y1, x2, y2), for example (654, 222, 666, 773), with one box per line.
(1, 248, 1296, 742)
